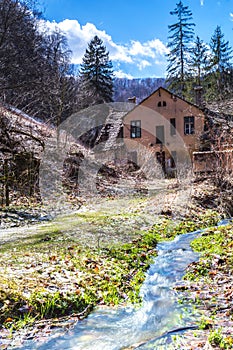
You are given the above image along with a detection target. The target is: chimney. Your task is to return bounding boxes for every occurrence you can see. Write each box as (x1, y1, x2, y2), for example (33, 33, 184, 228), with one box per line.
(128, 96, 136, 104)
(194, 86, 203, 106)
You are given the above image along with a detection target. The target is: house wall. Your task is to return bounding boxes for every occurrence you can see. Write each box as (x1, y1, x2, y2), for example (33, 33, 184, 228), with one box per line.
(123, 88, 205, 169)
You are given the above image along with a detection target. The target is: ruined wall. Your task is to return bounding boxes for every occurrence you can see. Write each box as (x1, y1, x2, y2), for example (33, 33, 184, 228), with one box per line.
(193, 149, 233, 174)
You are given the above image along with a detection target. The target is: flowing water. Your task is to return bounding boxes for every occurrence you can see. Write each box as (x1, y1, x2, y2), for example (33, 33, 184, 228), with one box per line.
(13, 229, 203, 350)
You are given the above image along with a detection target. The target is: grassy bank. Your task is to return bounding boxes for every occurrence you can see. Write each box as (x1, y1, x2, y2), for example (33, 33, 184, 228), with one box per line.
(176, 222, 233, 349)
(0, 204, 220, 333)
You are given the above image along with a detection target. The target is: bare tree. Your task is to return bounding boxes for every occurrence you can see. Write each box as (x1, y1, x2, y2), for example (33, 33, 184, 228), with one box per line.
(0, 0, 79, 123)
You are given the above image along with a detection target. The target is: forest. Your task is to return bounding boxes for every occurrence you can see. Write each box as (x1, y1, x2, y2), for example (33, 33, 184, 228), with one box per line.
(0, 0, 233, 123)
(0, 1, 233, 349)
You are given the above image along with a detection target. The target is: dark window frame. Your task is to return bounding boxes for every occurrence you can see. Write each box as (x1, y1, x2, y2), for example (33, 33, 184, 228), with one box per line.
(130, 120, 141, 138)
(157, 101, 167, 107)
(184, 116, 195, 135)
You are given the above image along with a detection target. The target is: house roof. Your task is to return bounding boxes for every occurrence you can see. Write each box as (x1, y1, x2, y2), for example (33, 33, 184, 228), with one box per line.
(205, 99, 233, 116)
(138, 86, 233, 129)
(138, 86, 203, 110)
(203, 100, 233, 126)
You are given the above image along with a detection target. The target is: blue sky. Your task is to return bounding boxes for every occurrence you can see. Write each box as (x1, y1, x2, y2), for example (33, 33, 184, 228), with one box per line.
(39, 0, 233, 79)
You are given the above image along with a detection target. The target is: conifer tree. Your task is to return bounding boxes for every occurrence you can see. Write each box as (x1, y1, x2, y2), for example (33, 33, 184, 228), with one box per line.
(191, 36, 208, 86)
(166, 1, 195, 97)
(184, 35, 208, 104)
(209, 26, 232, 73)
(79, 35, 114, 108)
(206, 26, 233, 99)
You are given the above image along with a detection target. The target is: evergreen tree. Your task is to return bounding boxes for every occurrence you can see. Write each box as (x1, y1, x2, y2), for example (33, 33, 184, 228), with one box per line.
(209, 26, 232, 73)
(191, 36, 208, 86)
(185, 36, 208, 104)
(79, 35, 114, 108)
(206, 26, 233, 99)
(166, 1, 195, 97)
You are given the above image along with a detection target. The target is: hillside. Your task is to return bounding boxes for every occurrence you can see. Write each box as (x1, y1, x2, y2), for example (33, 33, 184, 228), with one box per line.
(113, 77, 166, 103)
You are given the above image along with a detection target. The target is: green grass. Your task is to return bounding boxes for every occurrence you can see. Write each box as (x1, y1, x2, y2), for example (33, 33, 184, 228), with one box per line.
(0, 228, 158, 330)
(184, 223, 233, 281)
(0, 203, 222, 332)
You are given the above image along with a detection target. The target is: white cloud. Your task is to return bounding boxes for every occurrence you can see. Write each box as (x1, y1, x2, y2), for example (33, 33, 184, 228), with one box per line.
(114, 70, 134, 79)
(129, 41, 147, 56)
(137, 60, 151, 70)
(200, 0, 204, 5)
(230, 13, 233, 21)
(148, 39, 169, 55)
(39, 19, 168, 77)
(129, 39, 168, 58)
(39, 19, 132, 64)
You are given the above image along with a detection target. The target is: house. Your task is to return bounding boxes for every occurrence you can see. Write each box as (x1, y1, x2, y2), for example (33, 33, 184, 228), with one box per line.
(123, 87, 205, 175)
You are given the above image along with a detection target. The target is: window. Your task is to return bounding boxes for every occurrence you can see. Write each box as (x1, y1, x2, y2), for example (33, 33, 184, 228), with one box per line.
(156, 125, 165, 144)
(170, 118, 176, 136)
(130, 120, 141, 138)
(184, 116, 195, 135)
(157, 101, 166, 107)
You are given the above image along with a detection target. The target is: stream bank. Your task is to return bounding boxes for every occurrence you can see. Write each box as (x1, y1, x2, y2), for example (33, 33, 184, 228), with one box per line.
(0, 196, 219, 349)
(0, 177, 232, 349)
(173, 221, 233, 349)
(12, 229, 202, 350)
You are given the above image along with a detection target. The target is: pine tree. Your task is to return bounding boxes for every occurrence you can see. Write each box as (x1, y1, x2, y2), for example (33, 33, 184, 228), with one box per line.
(191, 36, 208, 86)
(166, 1, 195, 97)
(185, 36, 208, 104)
(206, 26, 233, 99)
(79, 35, 114, 108)
(209, 26, 233, 73)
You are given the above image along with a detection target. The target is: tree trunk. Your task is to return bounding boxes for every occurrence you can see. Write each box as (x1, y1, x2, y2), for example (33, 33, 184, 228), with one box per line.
(3, 159, 10, 207)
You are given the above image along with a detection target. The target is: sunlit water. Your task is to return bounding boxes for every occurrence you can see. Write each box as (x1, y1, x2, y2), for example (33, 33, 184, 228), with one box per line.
(13, 230, 202, 350)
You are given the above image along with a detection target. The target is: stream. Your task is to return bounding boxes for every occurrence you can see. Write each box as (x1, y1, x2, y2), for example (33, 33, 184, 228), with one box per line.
(12, 229, 202, 350)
